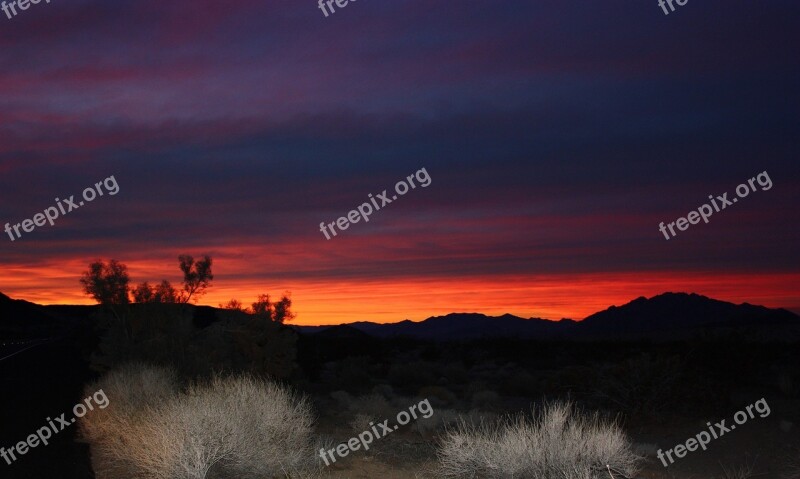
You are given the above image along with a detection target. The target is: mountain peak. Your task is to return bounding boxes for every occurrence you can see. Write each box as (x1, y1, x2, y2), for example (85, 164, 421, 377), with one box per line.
(580, 292, 799, 339)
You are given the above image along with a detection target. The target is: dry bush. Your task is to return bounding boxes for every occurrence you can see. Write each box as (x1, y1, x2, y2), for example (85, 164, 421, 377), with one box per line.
(225, 311, 300, 379)
(79, 364, 317, 479)
(436, 401, 641, 479)
(718, 457, 759, 479)
(784, 449, 800, 479)
(90, 305, 196, 373)
(79, 363, 180, 478)
(186, 375, 316, 478)
(90, 305, 299, 379)
(348, 413, 374, 434)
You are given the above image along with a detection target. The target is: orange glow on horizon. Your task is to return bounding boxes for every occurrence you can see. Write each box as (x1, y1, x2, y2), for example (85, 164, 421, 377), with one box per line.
(2, 263, 798, 326)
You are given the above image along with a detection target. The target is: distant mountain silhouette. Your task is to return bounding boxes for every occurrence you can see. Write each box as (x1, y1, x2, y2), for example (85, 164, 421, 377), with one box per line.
(2, 291, 798, 341)
(580, 292, 800, 340)
(0, 292, 78, 338)
(295, 293, 800, 341)
(303, 314, 578, 340)
(313, 324, 373, 339)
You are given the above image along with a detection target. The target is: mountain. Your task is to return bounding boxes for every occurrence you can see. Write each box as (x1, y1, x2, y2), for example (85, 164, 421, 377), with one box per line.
(295, 293, 800, 341)
(293, 313, 574, 340)
(580, 292, 800, 340)
(2, 291, 798, 341)
(0, 292, 75, 338)
(313, 324, 373, 340)
(351, 313, 578, 340)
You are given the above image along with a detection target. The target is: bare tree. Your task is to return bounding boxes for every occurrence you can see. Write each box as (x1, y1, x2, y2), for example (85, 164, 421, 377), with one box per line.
(177, 255, 213, 304)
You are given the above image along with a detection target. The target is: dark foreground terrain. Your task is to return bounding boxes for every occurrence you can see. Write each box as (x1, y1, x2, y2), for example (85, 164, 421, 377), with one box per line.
(1, 291, 799, 478)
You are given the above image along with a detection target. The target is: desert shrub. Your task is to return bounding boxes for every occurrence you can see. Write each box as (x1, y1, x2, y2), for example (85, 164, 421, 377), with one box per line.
(718, 459, 756, 479)
(348, 392, 393, 418)
(330, 390, 352, 409)
(90, 304, 211, 375)
(388, 360, 437, 393)
(185, 375, 316, 478)
(79, 363, 180, 478)
(349, 413, 374, 434)
(545, 353, 700, 421)
(91, 303, 223, 377)
(79, 364, 316, 479)
(471, 390, 500, 410)
(496, 369, 541, 397)
(371, 384, 396, 400)
(90, 305, 299, 380)
(419, 385, 457, 408)
(436, 401, 641, 479)
(414, 408, 461, 436)
(224, 309, 299, 379)
(441, 361, 469, 384)
(589, 354, 685, 417)
(322, 356, 377, 392)
(784, 448, 800, 479)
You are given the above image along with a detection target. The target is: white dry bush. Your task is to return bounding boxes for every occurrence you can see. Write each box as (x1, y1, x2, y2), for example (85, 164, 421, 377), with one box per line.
(718, 460, 756, 479)
(79, 362, 180, 478)
(437, 401, 641, 479)
(79, 363, 317, 479)
(782, 450, 800, 479)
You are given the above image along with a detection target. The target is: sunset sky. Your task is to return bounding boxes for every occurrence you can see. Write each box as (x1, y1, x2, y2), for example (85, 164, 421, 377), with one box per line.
(1, 0, 798, 325)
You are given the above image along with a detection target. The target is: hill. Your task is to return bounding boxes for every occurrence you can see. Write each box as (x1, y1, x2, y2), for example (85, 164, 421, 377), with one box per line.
(295, 293, 800, 341)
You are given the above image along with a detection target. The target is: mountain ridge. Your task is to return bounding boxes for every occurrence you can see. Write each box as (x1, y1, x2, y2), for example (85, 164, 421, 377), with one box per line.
(293, 292, 800, 341)
(2, 291, 798, 341)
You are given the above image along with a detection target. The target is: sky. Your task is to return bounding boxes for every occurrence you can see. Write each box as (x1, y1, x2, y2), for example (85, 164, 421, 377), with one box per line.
(1, 0, 798, 325)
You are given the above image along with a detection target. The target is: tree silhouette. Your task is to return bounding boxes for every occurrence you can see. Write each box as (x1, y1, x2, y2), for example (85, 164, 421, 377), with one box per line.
(132, 280, 179, 303)
(154, 280, 179, 303)
(80, 259, 130, 305)
(250, 293, 294, 323)
(220, 298, 245, 311)
(178, 255, 214, 304)
(221, 293, 295, 323)
(251, 294, 274, 319)
(273, 295, 295, 323)
(131, 282, 154, 303)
